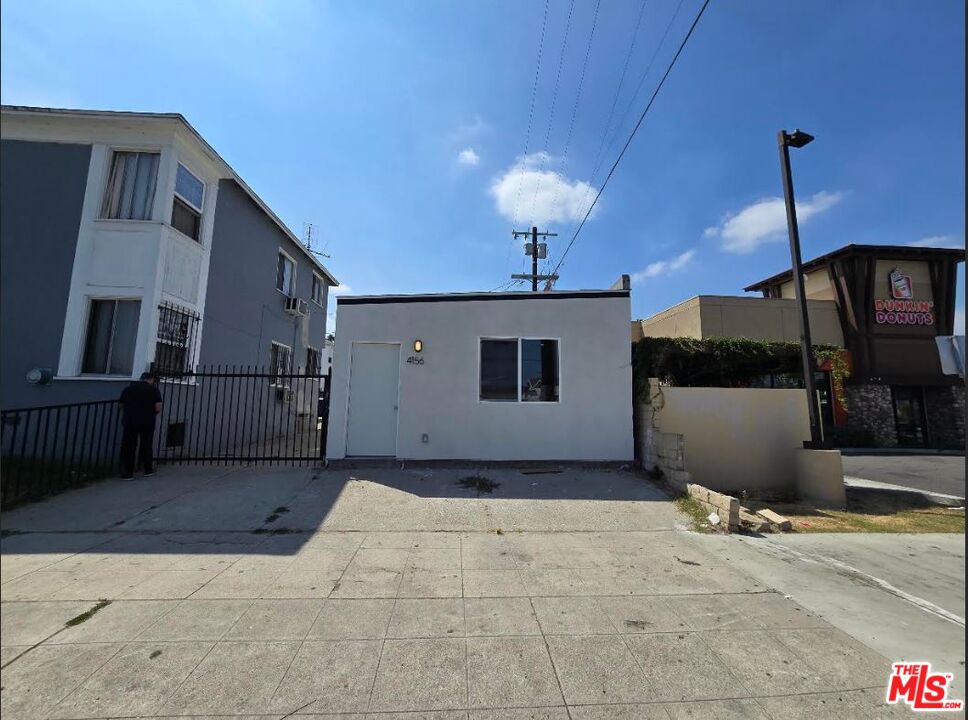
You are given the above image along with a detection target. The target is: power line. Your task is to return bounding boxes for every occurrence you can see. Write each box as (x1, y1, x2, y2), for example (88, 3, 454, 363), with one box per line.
(596, 0, 687, 181)
(549, 0, 711, 285)
(526, 0, 577, 223)
(582, 0, 651, 197)
(510, 0, 552, 224)
(503, 0, 553, 286)
(573, 0, 686, 229)
(545, 0, 602, 226)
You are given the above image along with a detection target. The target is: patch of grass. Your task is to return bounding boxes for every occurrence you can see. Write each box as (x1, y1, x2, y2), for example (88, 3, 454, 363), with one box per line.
(746, 489, 965, 534)
(675, 495, 711, 532)
(457, 475, 500, 494)
(65, 599, 111, 627)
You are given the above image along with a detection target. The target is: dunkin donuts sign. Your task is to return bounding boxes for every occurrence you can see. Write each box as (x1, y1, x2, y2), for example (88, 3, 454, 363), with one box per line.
(874, 268, 934, 325)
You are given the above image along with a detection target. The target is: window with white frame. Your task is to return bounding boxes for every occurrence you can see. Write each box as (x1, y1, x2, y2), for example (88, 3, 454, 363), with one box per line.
(311, 273, 324, 305)
(171, 163, 204, 241)
(269, 342, 292, 386)
(479, 338, 559, 403)
(154, 302, 200, 375)
(82, 298, 142, 375)
(276, 251, 295, 296)
(100, 151, 160, 220)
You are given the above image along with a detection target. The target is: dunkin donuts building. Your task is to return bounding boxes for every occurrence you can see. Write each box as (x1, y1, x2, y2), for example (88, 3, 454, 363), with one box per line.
(744, 244, 965, 449)
(636, 243, 964, 449)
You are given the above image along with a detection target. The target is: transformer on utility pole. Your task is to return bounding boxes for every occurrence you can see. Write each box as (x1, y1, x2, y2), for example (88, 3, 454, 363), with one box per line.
(510, 226, 558, 291)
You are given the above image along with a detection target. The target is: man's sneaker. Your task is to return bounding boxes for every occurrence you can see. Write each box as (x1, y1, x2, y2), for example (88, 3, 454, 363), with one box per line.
(120, 475, 134, 480)
(144, 472, 155, 477)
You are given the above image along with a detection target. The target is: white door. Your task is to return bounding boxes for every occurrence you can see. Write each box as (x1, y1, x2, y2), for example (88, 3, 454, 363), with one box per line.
(346, 342, 400, 456)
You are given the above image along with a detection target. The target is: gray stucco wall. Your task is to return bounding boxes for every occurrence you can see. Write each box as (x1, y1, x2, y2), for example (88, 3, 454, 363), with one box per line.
(200, 180, 329, 369)
(0, 139, 106, 409)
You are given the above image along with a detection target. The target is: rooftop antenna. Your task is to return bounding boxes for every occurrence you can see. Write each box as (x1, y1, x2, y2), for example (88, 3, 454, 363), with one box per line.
(304, 222, 331, 259)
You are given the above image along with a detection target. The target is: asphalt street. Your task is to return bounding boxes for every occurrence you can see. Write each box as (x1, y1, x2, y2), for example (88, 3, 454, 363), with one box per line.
(842, 452, 966, 498)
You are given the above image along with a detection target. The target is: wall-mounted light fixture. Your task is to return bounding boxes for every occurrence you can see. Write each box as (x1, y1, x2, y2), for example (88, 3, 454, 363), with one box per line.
(414, 339, 423, 353)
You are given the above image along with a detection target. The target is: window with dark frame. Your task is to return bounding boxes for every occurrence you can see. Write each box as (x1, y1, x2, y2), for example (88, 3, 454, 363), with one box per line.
(276, 252, 295, 296)
(82, 298, 142, 375)
(171, 163, 204, 241)
(101, 151, 160, 221)
(269, 342, 293, 386)
(311, 274, 324, 305)
(306, 347, 322, 375)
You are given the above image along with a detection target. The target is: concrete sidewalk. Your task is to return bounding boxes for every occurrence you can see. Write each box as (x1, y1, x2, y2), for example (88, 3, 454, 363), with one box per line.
(0, 466, 933, 718)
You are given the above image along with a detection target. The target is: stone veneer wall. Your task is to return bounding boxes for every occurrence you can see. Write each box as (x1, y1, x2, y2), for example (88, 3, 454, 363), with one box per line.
(925, 385, 966, 450)
(845, 384, 898, 447)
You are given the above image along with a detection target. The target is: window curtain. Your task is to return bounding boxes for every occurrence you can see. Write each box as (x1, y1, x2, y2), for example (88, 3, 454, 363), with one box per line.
(101, 152, 159, 220)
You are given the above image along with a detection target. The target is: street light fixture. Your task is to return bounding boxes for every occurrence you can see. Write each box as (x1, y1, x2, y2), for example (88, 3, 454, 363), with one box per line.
(778, 128, 824, 449)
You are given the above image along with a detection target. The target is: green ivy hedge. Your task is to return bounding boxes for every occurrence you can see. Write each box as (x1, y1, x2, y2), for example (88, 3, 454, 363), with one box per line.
(632, 336, 848, 405)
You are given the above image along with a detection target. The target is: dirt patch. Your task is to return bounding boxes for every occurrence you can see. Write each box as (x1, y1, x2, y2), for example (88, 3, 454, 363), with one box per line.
(745, 488, 965, 534)
(457, 475, 500, 494)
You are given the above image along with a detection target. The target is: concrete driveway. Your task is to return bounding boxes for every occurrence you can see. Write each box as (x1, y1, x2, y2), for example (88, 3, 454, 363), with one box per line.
(0, 465, 937, 718)
(843, 452, 966, 499)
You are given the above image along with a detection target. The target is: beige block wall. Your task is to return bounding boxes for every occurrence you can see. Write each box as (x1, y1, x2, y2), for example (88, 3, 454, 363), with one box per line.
(642, 380, 811, 494)
(635, 296, 843, 347)
(698, 296, 843, 346)
(779, 268, 836, 300)
(636, 297, 703, 340)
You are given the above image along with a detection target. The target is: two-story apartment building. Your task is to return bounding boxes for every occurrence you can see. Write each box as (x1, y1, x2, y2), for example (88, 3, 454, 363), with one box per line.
(0, 106, 337, 412)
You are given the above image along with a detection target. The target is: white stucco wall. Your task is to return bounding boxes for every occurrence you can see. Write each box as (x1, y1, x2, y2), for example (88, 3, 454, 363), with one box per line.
(327, 292, 634, 461)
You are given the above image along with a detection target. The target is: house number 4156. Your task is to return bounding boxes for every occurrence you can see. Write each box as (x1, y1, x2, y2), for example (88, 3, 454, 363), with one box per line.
(406, 356, 425, 365)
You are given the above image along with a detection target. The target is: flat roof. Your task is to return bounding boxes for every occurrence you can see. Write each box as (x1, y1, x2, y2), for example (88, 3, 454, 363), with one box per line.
(744, 243, 964, 292)
(338, 289, 630, 305)
(1, 105, 338, 286)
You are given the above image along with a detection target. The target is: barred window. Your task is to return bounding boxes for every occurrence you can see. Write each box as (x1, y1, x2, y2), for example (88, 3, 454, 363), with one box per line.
(154, 302, 200, 376)
(306, 347, 322, 375)
(270, 342, 293, 386)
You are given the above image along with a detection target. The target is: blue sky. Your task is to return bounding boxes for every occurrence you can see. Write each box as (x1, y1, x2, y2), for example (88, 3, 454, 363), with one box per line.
(2, 0, 964, 332)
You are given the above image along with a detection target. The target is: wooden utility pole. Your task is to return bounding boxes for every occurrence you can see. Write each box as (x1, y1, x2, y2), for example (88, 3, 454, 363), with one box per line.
(511, 226, 558, 291)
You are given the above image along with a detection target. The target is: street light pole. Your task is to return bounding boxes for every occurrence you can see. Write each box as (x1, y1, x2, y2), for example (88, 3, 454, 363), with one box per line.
(778, 128, 824, 449)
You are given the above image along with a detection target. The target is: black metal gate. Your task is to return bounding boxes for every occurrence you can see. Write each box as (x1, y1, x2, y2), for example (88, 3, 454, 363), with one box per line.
(152, 364, 331, 465)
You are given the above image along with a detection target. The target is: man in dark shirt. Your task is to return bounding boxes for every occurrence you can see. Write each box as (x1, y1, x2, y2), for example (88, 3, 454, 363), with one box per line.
(119, 372, 163, 479)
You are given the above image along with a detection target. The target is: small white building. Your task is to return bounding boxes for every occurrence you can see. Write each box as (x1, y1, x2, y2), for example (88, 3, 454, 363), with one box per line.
(326, 289, 634, 461)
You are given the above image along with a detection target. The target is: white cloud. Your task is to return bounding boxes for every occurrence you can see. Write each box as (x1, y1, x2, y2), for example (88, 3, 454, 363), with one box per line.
(457, 148, 480, 166)
(706, 191, 844, 254)
(907, 235, 965, 249)
(331, 284, 353, 295)
(631, 249, 696, 283)
(489, 153, 598, 226)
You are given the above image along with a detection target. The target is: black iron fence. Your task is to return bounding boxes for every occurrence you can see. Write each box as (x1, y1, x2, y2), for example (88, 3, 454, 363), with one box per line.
(0, 365, 331, 507)
(1, 399, 122, 507)
(151, 365, 331, 464)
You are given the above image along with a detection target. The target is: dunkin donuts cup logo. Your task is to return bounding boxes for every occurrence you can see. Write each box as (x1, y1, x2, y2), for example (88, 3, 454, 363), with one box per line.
(890, 267, 914, 299)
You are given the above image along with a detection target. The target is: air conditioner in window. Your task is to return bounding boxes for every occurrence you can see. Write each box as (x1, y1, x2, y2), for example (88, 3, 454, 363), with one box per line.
(284, 297, 309, 316)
